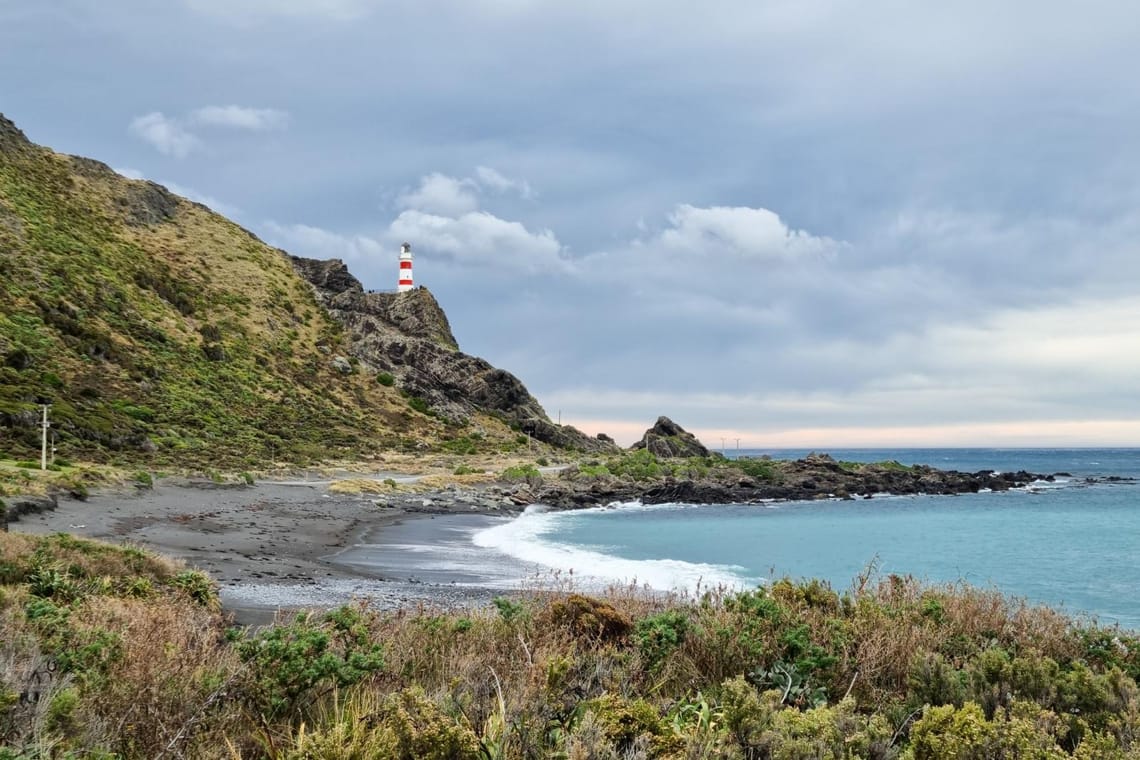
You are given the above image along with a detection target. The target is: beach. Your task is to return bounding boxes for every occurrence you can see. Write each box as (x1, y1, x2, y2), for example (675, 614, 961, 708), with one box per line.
(4, 475, 521, 624)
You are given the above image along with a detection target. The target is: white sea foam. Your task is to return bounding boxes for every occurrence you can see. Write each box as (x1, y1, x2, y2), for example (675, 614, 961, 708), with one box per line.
(471, 503, 756, 592)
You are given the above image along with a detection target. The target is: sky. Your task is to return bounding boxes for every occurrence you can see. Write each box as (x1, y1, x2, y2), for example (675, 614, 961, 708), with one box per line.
(3, 0, 1138, 448)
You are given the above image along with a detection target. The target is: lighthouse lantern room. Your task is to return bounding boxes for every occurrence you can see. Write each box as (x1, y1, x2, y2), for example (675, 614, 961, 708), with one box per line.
(397, 242, 414, 292)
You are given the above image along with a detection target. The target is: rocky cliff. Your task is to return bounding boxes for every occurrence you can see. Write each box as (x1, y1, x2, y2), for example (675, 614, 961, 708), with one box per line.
(291, 256, 615, 453)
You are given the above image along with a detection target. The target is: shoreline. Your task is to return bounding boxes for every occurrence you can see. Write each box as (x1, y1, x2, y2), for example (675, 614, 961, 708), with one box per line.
(4, 476, 523, 624)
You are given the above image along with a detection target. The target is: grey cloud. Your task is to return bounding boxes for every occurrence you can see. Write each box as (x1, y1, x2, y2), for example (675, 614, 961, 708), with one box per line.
(8, 0, 1140, 443)
(396, 173, 480, 217)
(190, 105, 289, 131)
(128, 112, 200, 158)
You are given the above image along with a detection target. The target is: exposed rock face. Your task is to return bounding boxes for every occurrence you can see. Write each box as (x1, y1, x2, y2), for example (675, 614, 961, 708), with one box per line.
(0, 113, 31, 155)
(630, 416, 709, 458)
(291, 256, 616, 453)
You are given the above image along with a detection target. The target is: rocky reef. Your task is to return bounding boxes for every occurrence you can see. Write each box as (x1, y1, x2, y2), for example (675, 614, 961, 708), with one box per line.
(534, 452, 1053, 509)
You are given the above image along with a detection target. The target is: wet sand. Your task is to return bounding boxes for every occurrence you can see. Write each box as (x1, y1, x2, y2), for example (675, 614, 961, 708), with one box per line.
(5, 476, 520, 624)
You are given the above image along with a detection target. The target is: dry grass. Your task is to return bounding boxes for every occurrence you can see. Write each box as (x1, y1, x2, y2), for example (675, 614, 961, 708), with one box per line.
(3, 533, 1140, 758)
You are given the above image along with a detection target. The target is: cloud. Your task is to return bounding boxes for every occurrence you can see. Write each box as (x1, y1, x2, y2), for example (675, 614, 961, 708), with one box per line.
(387, 169, 561, 272)
(388, 210, 565, 273)
(127, 106, 289, 158)
(190, 105, 289, 131)
(475, 166, 535, 199)
(396, 173, 480, 217)
(655, 204, 842, 260)
(263, 221, 385, 262)
(128, 112, 200, 158)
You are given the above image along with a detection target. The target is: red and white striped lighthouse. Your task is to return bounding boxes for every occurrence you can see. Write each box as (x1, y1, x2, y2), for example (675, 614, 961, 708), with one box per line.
(397, 242, 413, 292)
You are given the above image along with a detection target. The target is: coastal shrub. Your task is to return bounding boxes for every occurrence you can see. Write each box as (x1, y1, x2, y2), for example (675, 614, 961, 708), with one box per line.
(442, 435, 481, 455)
(453, 464, 480, 475)
(132, 470, 152, 488)
(169, 569, 217, 608)
(636, 609, 690, 670)
(492, 596, 527, 624)
(547, 594, 632, 643)
(375, 371, 395, 386)
(500, 464, 541, 483)
(407, 396, 431, 415)
(606, 448, 665, 481)
(236, 606, 384, 719)
(575, 693, 676, 756)
(287, 688, 481, 760)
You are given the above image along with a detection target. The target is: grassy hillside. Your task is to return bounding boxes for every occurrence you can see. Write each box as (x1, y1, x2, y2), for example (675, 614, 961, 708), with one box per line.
(0, 116, 522, 472)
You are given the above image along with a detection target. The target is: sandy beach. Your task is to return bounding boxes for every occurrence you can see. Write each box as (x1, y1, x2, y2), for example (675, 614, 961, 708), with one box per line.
(4, 475, 525, 624)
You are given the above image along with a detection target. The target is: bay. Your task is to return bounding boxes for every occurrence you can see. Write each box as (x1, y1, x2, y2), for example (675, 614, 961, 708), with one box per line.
(473, 449, 1140, 628)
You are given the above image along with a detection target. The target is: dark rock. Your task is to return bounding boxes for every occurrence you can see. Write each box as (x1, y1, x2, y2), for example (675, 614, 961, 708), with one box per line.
(533, 454, 1052, 510)
(290, 257, 363, 297)
(121, 181, 180, 227)
(0, 113, 32, 155)
(630, 416, 709, 458)
(292, 254, 617, 454)
(2, 493, 58, 526)
(596, 433, 615, 444)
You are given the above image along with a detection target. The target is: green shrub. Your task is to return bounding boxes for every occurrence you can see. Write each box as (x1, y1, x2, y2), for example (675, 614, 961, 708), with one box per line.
(375, 371, 395, 387)
(492, 596, 527, 624)
(133, 470, 153, 488)
(636, 610, 690, 670)
(236, 607, 384, 718)
(170, 569, 218, 608)
(500, 464, 541, 483)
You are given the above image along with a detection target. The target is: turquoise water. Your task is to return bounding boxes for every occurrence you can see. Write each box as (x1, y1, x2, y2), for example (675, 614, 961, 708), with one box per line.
(473, 449, 1140, 628)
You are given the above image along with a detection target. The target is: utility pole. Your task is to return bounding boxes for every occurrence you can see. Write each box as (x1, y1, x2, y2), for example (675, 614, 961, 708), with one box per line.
(720, 437, 726, 455)
(40, 404, 50, 471)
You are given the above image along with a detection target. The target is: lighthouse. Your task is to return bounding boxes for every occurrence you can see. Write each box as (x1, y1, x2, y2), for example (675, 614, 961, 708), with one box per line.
(397, 242, 413, 292)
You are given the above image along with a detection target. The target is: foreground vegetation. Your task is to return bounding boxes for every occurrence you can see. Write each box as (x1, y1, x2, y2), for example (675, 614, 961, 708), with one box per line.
(3, 533, 1140, 758)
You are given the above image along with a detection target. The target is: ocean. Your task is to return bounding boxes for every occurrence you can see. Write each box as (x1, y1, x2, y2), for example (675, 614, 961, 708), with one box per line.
(332, 449, 1140, 627)
(465, 449, 1140, 628)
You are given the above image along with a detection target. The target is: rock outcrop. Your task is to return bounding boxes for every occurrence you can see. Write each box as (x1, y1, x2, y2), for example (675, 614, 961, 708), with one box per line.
(630, 416, 709, 458)
(291, 256, 616, 453)
(535, 456, 1057, 509)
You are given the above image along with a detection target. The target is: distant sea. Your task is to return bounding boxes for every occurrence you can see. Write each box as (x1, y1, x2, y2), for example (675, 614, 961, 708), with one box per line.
(464, 449, 1140, 628)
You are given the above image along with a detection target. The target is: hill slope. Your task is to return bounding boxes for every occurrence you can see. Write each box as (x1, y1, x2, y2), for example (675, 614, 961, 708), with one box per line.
(0, 114, 604, 468)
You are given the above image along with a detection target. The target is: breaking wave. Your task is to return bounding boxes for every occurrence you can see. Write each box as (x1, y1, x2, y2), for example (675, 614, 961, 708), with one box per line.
(471, 503, 757, 592)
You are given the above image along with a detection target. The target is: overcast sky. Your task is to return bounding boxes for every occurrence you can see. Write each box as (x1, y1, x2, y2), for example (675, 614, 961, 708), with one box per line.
(4, 0, 1139, 447)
